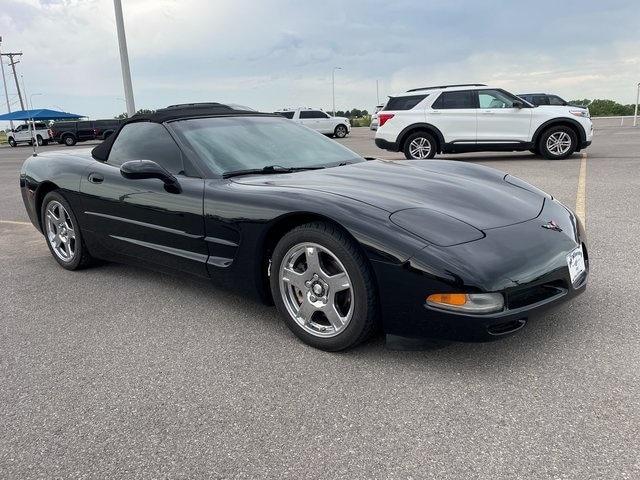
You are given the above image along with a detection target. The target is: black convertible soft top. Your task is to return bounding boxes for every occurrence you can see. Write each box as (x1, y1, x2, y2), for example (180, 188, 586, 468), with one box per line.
(91, 102, 268, 161)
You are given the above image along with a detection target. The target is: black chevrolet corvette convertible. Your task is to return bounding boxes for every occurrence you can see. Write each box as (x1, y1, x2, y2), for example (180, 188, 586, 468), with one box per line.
(20, 103, 588, 351)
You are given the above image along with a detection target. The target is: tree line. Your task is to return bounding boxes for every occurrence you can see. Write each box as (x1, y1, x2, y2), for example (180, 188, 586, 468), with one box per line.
(569, 99, 636, 116)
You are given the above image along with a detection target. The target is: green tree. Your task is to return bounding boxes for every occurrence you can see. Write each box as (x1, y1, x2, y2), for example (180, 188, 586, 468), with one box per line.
(568, 99, 636, 116)
(115, 108, 156, 119)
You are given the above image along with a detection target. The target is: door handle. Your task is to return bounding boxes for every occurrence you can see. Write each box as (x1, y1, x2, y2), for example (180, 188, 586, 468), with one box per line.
(88, 172, 104, 184)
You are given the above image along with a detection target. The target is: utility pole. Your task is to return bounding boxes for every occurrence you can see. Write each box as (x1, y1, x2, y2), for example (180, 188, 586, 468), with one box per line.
(1, 51, 24, 110)
(0, 36, 14, 129)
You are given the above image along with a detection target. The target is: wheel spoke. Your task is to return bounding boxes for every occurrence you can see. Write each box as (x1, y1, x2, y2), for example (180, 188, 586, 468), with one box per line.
(323, 304, 348, 331)
(304, 246, 322, 274)
(326, 271, 350, 293)
(295, 298, 317, 325)
(282, 265, 308, 292)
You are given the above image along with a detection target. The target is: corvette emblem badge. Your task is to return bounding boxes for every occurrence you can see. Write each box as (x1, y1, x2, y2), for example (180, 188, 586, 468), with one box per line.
(542, 220, 562, 232)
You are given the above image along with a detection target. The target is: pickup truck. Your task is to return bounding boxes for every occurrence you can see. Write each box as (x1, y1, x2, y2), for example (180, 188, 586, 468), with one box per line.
(275, 108, 351, 138)
(50, 119, 123, 146)
(7, 122, 53, 147)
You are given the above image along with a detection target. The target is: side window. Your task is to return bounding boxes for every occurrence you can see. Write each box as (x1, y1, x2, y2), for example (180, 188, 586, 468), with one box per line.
(432, 91, 475, 109)
(478, 89, 520, 109)
(384, 94, 428, 111)
(547, 95, 566, 106)
(300, 110, 329, 119)
(278, 111, 295, 119)
(108, 122, 185, 175)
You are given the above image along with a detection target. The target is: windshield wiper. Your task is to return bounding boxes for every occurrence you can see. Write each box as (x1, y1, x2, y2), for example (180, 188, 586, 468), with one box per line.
(222, 165, 325, 179)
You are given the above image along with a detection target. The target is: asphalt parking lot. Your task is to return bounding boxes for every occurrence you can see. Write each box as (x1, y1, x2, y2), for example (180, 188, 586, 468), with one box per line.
(1, 126, 639, 479)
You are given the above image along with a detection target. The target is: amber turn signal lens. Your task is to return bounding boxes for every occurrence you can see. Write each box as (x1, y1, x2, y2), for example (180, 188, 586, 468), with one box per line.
(426, 293, 467, 306)
(426, 292, 504, 314)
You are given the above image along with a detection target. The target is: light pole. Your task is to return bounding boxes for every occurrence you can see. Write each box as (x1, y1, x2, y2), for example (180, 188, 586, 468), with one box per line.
(28, 92, 42, 156)
(634, 82, 639, 127)
(114, 0, 136, 117)
(332, 66, 341, 116)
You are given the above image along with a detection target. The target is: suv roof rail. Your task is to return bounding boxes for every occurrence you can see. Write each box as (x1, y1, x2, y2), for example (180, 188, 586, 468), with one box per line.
(406, 83, 487, 92)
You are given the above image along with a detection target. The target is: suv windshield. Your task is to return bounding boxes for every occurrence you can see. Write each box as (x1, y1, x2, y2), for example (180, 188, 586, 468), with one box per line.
(169, 116, 363, 176)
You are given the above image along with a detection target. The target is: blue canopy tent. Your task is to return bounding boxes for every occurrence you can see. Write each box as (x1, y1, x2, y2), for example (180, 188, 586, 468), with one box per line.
(0, 108, 84, 121)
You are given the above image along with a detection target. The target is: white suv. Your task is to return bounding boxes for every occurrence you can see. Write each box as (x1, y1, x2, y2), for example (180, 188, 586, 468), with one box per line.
(276, 108, 350, 138)
(374, 84, 593, 160)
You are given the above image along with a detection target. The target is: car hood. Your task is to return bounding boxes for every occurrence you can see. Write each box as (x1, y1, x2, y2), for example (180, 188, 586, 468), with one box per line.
(232, 159, 544, 230)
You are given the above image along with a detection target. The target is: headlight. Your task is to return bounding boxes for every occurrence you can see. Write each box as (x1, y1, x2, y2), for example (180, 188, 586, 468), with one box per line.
(426, 293, 504, 314)
(569, 109, 590, 118)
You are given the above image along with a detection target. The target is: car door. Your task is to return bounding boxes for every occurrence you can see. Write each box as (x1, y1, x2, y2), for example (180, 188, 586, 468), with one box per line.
(476, 89, 533, 144)
(75, 121, 95, 141)
(79, 121, 209, 278)
(429, 90, 478, 144)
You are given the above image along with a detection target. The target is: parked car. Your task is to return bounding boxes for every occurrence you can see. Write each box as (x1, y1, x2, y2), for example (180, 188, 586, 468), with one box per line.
(20, 102, 588, 351)
(275, 108, 350, 138)
(50, 119, 123, 146)
(369, 104, 385, 130)
(7, 122, 53, 147)
(50, 120, 96, 146)
(375, 83, 593, 160)
(93, 119, 123, 140)
(518, 93, 590, 116)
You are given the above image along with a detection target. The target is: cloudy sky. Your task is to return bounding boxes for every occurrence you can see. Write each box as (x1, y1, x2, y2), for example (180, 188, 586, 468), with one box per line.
(1, 0, 639, 120)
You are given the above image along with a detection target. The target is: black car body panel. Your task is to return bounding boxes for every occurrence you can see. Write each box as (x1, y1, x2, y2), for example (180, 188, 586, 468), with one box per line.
(20, 105, 588, 345)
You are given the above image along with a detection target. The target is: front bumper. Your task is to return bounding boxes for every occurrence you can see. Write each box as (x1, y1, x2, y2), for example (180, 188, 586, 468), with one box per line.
(371, 199, 588, 341)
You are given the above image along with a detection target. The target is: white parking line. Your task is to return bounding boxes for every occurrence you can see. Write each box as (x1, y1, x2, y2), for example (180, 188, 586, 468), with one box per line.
(0, 220, 32, 226)
(575, 153, 587, 228)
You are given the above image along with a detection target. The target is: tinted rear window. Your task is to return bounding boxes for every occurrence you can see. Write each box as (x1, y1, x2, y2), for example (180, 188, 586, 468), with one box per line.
(277, 111, 295, 119)
(384, 94, 428, 111)
(432, 90, 476, 109)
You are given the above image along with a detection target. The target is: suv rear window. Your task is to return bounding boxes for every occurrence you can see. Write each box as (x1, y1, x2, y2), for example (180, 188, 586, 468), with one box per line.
(384, 94, 428, 111)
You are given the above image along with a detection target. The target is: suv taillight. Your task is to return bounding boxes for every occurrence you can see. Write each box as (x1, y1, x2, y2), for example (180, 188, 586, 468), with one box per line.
(378, 113, 394, 127)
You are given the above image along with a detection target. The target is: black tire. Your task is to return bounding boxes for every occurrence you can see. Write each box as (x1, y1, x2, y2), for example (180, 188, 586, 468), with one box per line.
(41, 191, 93, 270)
(36, 135, 44, 146)
(8, 137, 16, 147)
(270, 222, 378, 351)
(403, 132, 437, 159)
(538, 126, 577, 160)
(333, 124, 348, 138)
(63, 135, 77, 146)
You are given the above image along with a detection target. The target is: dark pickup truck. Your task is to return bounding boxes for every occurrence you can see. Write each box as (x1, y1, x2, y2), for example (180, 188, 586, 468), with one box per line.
(50, 119, 123, 146)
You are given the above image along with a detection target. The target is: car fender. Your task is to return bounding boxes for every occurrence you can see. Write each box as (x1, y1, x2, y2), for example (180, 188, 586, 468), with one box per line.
(532, 117, 587, 144)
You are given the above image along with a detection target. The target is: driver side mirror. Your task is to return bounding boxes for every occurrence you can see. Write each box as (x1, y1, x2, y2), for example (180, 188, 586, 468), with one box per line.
(120, 159, 182, 193)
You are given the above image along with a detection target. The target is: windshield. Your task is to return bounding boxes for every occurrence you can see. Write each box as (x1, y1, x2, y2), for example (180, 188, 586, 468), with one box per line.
(169, 115, 363, 176)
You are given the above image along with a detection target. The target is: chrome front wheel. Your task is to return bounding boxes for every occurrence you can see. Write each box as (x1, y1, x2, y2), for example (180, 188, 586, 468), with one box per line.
(279, 242, 354, 338)
(270, 222, 377, 351)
